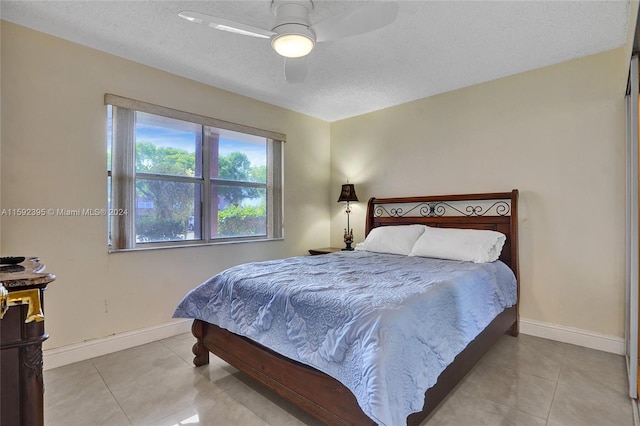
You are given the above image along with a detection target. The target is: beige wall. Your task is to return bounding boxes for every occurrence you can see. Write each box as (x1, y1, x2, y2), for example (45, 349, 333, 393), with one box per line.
(0, 21, 331, 349)
(330, 48, 628, 338)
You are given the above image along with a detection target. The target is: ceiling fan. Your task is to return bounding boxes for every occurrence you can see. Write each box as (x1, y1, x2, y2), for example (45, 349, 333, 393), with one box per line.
(178, 0, 399, 83)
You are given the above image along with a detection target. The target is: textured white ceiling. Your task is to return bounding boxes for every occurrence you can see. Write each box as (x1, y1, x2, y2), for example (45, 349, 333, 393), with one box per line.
(1, 0, 632, 122)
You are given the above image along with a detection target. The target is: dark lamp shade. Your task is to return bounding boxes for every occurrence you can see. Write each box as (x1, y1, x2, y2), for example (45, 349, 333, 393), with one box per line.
(337, 184, 359, 203)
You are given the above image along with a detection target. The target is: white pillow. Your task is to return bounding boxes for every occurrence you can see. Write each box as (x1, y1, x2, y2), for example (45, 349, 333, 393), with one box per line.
(355, 225, 427, 256)
(409, 226, 506, 263)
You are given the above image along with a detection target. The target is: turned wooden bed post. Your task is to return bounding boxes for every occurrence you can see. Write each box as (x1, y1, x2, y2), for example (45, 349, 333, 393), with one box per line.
(509, 189, 520, 336)
(192, 319, 209, 366)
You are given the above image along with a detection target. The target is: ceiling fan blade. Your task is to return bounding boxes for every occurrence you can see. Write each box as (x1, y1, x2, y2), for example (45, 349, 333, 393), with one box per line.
(312, 2, 399, 43)
(178, 11, 275, 39)
(284, 57, 308, 83)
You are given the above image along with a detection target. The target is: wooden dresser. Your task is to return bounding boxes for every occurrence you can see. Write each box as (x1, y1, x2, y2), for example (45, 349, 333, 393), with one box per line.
(0, 258, 55, 426)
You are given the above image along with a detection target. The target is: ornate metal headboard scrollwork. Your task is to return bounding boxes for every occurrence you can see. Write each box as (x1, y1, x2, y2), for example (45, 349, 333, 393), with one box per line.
(373, 199, 511, 219)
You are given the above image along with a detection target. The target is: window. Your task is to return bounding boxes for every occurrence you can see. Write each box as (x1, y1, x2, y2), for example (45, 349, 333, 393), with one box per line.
(106, 94, 284, 250)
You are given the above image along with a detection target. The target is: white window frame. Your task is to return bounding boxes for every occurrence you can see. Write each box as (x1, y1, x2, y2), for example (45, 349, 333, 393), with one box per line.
(106, 94, 284, 251)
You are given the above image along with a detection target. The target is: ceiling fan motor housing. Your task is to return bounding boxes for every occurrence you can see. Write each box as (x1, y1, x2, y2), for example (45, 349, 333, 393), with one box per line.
(271, 0, 313, 27)
(270, 0, 315, 57)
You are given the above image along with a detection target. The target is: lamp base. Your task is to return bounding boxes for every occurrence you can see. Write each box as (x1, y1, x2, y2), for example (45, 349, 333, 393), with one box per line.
(343, 228, 354, 251)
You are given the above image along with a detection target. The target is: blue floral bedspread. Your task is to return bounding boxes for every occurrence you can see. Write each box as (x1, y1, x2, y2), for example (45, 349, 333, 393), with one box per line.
(174, 251, 516, 425)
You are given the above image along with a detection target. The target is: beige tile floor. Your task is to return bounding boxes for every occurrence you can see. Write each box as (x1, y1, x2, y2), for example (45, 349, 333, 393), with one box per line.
(44, 333, 635, 426)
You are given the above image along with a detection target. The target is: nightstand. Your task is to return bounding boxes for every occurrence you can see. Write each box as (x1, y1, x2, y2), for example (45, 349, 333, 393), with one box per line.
(308, 247, 342, 255)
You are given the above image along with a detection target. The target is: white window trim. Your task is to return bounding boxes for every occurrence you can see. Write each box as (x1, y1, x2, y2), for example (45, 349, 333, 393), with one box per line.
(105, 94, 286, 141)
(106, 94, 285, 251)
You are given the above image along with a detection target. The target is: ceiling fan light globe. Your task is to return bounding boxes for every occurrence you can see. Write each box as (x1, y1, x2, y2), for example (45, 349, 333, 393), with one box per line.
(272, 33, 314, 57)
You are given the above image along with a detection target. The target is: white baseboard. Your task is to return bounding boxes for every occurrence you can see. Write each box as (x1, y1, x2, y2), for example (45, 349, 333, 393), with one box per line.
(43, 319, 192, 370)
(43, 317, 625, 371)
(520, 317, 625, 355)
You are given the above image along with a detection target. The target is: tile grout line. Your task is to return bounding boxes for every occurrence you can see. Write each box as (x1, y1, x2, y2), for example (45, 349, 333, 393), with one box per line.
(543, 340, 569, 425)
(158, 336, 216, 382)
(159, 337, 196, 368)
(90, 358, 134, 426)
(544, 357, 563, 425)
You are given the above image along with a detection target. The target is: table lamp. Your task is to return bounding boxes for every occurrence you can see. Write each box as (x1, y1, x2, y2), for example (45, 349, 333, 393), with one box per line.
(337, 183, 359, 250)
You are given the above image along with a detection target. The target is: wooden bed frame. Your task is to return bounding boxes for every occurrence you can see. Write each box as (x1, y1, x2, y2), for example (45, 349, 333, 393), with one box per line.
(191, 190, 519, 425)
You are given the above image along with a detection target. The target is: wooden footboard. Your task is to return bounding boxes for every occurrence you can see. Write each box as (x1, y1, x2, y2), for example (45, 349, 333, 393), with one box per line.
(192, 318, 375, 425)
(192, 305, 517, 425)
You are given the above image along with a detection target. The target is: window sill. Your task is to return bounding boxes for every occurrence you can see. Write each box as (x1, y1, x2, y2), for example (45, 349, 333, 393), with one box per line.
(108, 237, 284, 253)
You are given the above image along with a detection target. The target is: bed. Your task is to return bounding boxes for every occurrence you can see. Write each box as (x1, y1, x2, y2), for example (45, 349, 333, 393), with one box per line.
(175, 190, 519, 425)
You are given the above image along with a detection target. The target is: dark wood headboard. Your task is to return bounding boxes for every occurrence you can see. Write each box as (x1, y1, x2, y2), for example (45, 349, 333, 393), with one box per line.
(365, 190, 519, 281)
